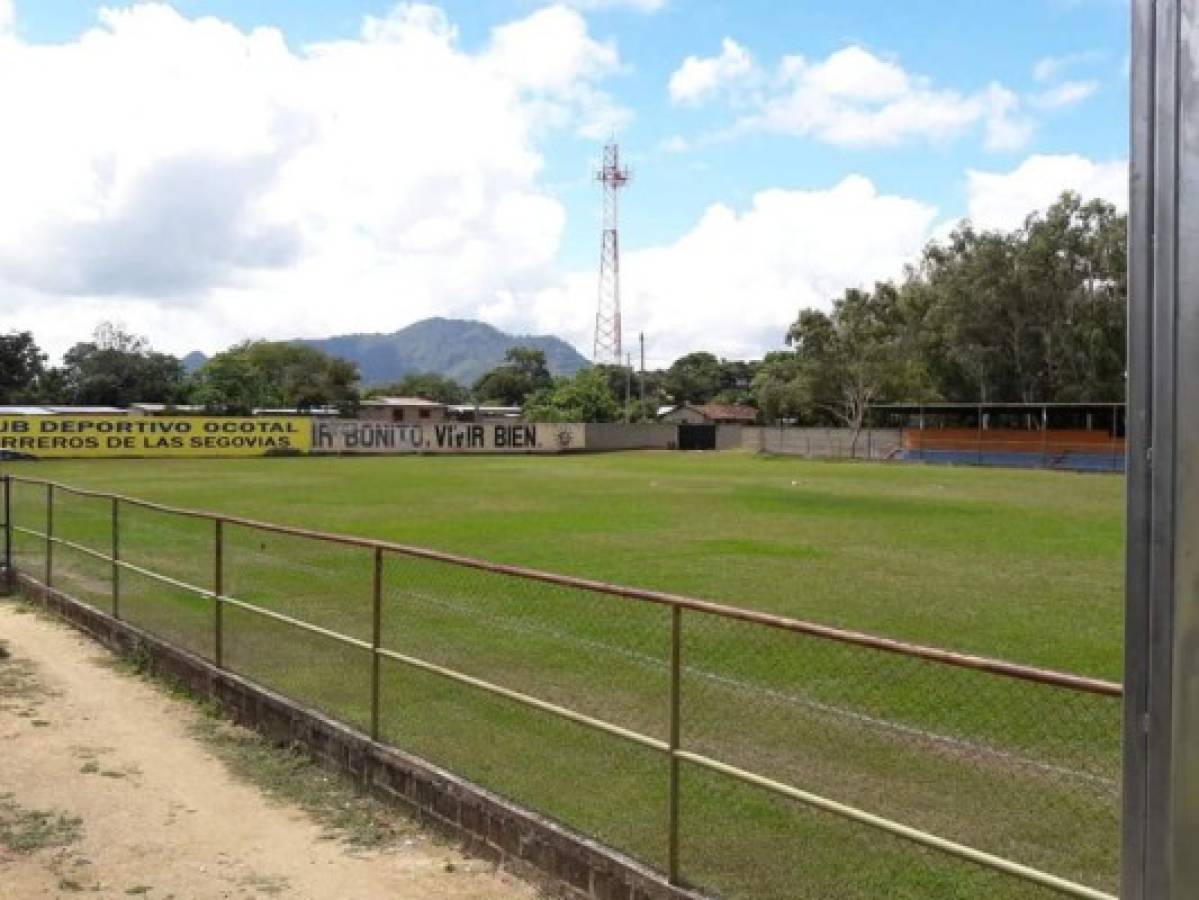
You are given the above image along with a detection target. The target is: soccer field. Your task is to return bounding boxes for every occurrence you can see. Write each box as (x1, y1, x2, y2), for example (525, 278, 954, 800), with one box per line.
(4, 452, 1125, 898)
(9, 451, 1123, 674)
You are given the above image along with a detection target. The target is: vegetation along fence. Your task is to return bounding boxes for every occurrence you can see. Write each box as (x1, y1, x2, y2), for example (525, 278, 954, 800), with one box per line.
(4, 475, 1122, 900)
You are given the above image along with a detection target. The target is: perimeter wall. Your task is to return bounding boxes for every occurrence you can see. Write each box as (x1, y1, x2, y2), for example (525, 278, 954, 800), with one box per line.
(741, 427, 902, 459)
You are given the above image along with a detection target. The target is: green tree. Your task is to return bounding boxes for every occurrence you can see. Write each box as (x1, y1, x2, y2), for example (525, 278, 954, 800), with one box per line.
(712, 359, 759, 405)
(524, 368, 620, 423)
(751, 351, 807, 424)
(662, 352, 723, 404)
(368, 372, 466, 404)
(194, 342, 360, 414)
(471, 347, 553, 405)
(57, 323, 187, 407)
(784, 283, 934, 452)
(910, 191, 1127, 403)
(0, 331, 46, 403)
(191, 349, 273, 414)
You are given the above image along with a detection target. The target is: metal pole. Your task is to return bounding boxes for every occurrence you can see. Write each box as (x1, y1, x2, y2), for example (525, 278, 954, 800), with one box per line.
(1123, 2, 1199, 896)
(624, 353, 632, 423)
(111, 497, 120, 618)
(639, 332, 646, 416)
(1042, 405, 1050, 469)
(214, 519, 224, 667)
(1114, 405, 1122, 473)
(975, 404, 983, 466)
(668, 605, 681, 883)
(3, 475, 10, 583)
(918, 406, 925, 462)
(371, 546, 382, 742)
(44, 483, 52, 588)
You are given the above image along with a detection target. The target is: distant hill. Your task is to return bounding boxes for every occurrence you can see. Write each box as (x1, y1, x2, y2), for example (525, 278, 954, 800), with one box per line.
(180, 351, 208, 373)
(183, 318, 589, 387)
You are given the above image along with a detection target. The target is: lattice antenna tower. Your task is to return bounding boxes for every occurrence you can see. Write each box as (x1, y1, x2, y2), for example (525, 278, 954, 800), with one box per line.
(593, 141, 631, 364)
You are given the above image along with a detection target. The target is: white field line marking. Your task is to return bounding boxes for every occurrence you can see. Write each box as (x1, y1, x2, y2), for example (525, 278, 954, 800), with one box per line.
(129, 537, 1116, 793)
(395, 587, 1117, 792)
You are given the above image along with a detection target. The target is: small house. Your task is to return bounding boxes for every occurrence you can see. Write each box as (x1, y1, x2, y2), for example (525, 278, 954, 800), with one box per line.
(358, 397, 447, 424)
(659, 403, 758, 425)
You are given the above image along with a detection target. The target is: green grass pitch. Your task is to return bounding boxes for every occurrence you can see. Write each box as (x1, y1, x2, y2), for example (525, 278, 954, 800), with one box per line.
(3, 451, 1124, 899)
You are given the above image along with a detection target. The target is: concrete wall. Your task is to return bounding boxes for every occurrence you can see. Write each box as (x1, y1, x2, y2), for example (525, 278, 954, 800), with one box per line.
(312, 421, 586, 454)
(742, 426, 902, 460)
(715, 424, 742, 451)
(583, 423, 677, 450)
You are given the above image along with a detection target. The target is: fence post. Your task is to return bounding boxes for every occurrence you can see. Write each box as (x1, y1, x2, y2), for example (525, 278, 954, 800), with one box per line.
(214, 518, 224, 668)
(44, 483, 52, 589)
(371, 546, 383, 742)
(668, 604, 681, 884)
(975, 405, 983, 466)
(1041, 405, 1050, 469)
(3, 475, 11, 584)
(111, 496, 120, 619)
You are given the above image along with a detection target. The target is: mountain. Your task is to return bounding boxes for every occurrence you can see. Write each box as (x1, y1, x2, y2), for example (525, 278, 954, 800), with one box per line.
(184, 318, 590, 387)
(180, 351, 208, 373)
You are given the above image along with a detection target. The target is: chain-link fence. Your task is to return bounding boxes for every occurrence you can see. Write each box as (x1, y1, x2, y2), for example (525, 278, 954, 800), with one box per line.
(3, 475, 1121, 900)
(743, 426, 1126, 472)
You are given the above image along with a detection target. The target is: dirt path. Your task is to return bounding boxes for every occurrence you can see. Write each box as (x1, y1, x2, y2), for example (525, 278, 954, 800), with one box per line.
(0, 601, 535, 900)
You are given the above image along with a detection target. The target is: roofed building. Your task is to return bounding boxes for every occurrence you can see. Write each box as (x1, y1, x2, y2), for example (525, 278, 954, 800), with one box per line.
(659, 403, 758, 425)
(358, 397, 447, 423)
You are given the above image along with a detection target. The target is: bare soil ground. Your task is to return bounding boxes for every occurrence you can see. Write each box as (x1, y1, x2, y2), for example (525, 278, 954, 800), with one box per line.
(0, 600, 534, 900)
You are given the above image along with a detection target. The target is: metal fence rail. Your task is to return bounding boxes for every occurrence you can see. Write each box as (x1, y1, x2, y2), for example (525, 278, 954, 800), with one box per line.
(2, 475, 1122, 900)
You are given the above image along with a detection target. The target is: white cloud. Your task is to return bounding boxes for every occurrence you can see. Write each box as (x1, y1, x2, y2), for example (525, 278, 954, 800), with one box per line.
(0, 5, 1123, 373)
(0, 2, 627, 359)
(657, 135, 689, 153)
(485, 175, 938, 362)
(686, 44, 1034, 151)
(966, 154, 1127, 231)
(979, 83, 1034, 151)
(787, 45, 909, 102)
(668, 38, 755, 106)
(564, 0, 667, 10)
(1032, 50, 1104, 82)
(1031, 79, 1099, 109)
(0, 0, 12, 35)
(484, 5, 628, 137)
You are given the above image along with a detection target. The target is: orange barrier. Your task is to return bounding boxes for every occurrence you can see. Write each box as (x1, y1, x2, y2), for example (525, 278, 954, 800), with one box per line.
(902, 428, 1125, 455)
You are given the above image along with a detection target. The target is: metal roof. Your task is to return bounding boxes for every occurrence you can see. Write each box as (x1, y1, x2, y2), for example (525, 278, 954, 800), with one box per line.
(43, 405, 127, 414)
(251, 407, 340, 416)
(128, 403, 205, 413)
(869, 401, 1125, 411)
(360, 396, 447, 408)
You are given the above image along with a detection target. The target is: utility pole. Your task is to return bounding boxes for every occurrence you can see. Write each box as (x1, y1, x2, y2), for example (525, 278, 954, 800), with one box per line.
(639, 332, 646, 419)
(624, 353, 632, 423)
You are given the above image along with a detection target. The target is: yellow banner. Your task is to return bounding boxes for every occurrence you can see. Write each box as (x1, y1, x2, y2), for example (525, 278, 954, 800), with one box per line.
(0, 416, 311, 458)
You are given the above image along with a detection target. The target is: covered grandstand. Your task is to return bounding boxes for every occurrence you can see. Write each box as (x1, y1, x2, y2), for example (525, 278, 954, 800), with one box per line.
(869, 402, 1126, 472)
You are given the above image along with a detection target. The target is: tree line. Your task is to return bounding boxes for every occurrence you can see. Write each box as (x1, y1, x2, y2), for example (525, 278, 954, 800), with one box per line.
(523, 192, 1127, 426)
(754, 191, 1126, 436)
(1, 192, 1125, 422)
(0, 324, 361, 414)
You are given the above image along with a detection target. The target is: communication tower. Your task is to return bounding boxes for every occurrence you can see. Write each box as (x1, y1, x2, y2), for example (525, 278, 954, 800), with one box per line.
(592, 142, 631, 364)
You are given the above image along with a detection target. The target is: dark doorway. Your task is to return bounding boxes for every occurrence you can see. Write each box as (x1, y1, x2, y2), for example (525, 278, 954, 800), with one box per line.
(677, 423, 716, 451)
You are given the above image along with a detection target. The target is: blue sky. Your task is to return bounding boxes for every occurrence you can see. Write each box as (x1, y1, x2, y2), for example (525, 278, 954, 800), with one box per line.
(0, 1, 1129, 364)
